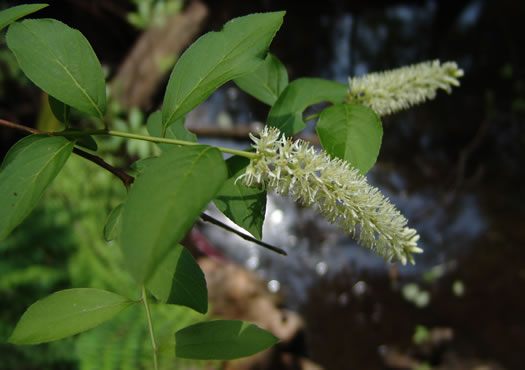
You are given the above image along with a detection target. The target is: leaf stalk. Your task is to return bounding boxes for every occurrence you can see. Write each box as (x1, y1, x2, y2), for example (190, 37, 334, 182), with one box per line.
(141, 285, 159, 370)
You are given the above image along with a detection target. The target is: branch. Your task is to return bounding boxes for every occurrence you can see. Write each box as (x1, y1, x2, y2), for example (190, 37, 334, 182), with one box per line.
(71, 148, 134, 189)
(2, 118, 287, 256)
(0, 118, 39, 134)
(200, 213, 287, 256)
(0, 119, 134, 189)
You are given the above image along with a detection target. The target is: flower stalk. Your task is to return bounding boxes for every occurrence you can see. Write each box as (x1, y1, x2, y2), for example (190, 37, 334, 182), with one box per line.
(346, 60, 464, 116)
(239, 127, 422, 265)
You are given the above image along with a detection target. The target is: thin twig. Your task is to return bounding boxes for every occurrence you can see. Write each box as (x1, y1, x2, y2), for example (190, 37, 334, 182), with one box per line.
(200, 213, 287, 256)
(72, 148, 134, 189)
(0, 119, 134, 189)
(451, 118, 490, 191)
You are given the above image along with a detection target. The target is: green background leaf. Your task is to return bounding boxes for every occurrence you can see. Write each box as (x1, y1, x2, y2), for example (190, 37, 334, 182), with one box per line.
(0, 135, 74, 241)
(0, 3, 48, 31)
(74, 135, 98, 152)
(175, 320, 279, 360)
(120, 146, 227, 283)
(6, 19, 106, 118)
(316, 104, 383, 174)
(103, 203, 123, 242)
(146, 110, 197, 152)
(234, 53, 288, 106)
(213, 156, 266, 240)
(161, 11, 285, 127)
(61, 129, 98, 151)
(129, 156, 158, 176)
(267, 77, 348, 136)
(48, 95, 70, 125)
(8, 288, 134, 344)
(147, 245, 208, 313)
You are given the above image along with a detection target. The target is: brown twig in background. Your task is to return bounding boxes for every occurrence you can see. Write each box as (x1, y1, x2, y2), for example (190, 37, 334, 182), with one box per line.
(111, 0, 208, 109)
(451, 118, 490, 191)
(188, 124, 321, 145)
(0, 119, 39, 134)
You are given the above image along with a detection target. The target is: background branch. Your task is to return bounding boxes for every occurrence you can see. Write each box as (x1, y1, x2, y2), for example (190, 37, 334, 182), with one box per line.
(110, 0, 208, 109)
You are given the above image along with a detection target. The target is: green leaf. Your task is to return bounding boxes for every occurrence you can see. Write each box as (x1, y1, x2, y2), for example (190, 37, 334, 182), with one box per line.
(267, 77, 348, 136)
(148, 245, 208, 313)
(61, 129, 98, 151)
(0, 3, 48, 31)
(316, 104, 383, 174)
(213, 156, 266, 239)
(6, 19, 106, 118)
(120, 146, 227, 283)
(146, 110, 197, 153)
(129, 156, 158, 175)
(8, 288, 135, 344)
(175, 320, 279, 360)
(161, 11, 285, 127)
(234, 53, 288, 106)
(103, 203, 123, 242)
(0, 135, 74, 241)
(48, 95, 70, 125)
(75, 136, 98, 152)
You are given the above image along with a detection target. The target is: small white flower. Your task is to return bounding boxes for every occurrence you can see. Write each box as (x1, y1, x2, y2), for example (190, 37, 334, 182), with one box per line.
(238, 127, 422, 265)
(346, 60, 464, 116)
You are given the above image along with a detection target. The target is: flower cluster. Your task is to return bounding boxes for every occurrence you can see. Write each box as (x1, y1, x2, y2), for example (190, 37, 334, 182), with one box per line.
(346, 60, 464, 116)
(239, 127, 422, 265)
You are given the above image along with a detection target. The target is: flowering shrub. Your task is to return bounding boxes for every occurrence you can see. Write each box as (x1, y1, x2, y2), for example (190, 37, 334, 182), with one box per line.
(0, 3, 462, 368)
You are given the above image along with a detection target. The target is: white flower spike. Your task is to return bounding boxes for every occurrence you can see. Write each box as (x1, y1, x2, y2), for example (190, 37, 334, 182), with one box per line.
(238, 127, 422, 265)
(346, 60, 464, 116)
